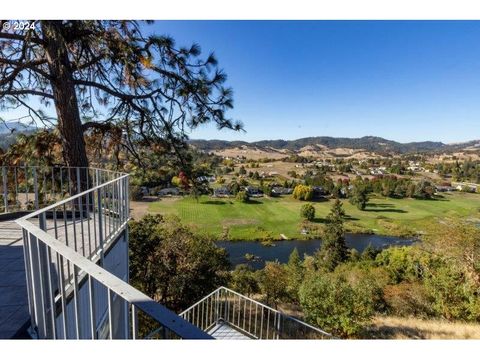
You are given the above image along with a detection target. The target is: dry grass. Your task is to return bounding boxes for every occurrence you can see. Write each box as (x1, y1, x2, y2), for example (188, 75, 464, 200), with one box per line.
(214, 144, 383, 161)
(130, 196, 179, 220)
(298, 146, 376, 159)
(366, 316, 480, 339)
(214, 146, 289, 160)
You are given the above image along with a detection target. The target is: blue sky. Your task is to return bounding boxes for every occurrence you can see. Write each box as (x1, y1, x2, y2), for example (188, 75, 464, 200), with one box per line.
(147, 21, 480, 143)
(2, 21, 479, 143)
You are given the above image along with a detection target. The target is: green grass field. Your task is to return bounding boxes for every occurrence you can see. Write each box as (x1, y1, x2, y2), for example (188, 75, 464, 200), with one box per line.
(146, 192, 480, 241)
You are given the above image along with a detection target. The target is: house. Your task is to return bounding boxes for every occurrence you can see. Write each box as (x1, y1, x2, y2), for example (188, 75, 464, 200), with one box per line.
(245, 186, 263, 197)
(407, 161, 425, 172)
(452, 182, 478, 193)
(312, 186, 327, 198)
(158, 187, 180, 196)
(213, 187, 231, 197)
(457, 185, 477, 193)
(197, 175, 216, 183)
(370, 167, 385, 175)
(407, 166, 424, 172)
(435, 185, 456, 193)
(271, 187, 293, 196)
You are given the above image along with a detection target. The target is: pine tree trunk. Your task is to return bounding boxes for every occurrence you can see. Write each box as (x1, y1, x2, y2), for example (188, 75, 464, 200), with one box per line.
(41, 21, 89, 170)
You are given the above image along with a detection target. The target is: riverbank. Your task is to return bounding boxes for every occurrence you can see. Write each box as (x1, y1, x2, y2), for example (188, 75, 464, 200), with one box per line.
(142, 192, 480, 241)
(217, 234, 416, 269)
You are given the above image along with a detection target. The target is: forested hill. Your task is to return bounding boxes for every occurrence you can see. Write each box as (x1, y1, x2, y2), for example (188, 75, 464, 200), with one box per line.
(189, 136, 457, 154)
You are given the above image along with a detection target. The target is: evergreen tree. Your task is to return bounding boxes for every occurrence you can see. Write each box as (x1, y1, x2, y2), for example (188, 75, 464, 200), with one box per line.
(315, 200, 348, 271)
(300, 203, 316, 221)
(286, 248, 304, 302)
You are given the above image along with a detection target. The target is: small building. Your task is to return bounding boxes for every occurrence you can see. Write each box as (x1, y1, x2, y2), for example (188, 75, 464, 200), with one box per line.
(214, 187, 231, 197)
(158, 187, 180, 196)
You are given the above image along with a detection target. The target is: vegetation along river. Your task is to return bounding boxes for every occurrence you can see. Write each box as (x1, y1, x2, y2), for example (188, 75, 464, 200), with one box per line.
(217, 234, 416, 269)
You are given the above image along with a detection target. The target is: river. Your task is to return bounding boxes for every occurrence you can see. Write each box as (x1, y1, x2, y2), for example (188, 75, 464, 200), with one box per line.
(217, 234, 416, 269)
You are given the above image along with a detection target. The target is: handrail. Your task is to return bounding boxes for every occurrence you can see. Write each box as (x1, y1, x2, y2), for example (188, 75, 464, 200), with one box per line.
(179, 286, 332, 339)
(211, 287, 332, 336)
(16, 217, 211, 339)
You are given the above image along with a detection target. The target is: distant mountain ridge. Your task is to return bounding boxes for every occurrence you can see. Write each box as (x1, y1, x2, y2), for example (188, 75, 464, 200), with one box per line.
(0, 121, 35, 134)
(189, 136, 480, 154)
(0, 122, 36, 150)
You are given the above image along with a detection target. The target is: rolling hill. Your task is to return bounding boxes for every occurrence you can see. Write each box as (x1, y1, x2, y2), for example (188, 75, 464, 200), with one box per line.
(189, 136, 480, 155)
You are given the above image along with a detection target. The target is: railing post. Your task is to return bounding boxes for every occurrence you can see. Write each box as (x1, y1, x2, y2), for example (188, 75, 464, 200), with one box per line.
(88, 275, 96, 339)
(276, 312, 281, 339)
(131, 304, 138, 340)
(2, 167, 8, 212)
(22, 229, 36, 336)
(97, 188, 105, 264)
(223, 288, 228, 322)
(107, 288, 113, 339)
(13, 167, 18, 210)
(215, 289, 220, 324)
(33, 167, 39, 210)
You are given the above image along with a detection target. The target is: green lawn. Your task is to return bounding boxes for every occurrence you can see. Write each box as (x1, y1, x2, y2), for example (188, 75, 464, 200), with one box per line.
(147, 192, 480, 241)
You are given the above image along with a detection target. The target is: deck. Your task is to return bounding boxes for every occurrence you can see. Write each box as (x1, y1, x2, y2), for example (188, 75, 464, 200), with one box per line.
(0, 220, 30, 339)
(0, 211, 114, 339)
(208, 322, 252, 340)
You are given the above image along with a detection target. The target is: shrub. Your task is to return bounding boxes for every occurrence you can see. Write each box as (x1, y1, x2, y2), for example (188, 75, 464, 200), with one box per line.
(129, 215, 229, 313)
(413, 180, 435, 199)
(299, 272, 378, 338)
(236, 190, 249, 203)
(383, 282, 433, 317)
(424, 264, 480, 321)
(375, 246, 435, 284)
(293, 185, 313, 201)
(258, 261, 289, 308)
(300, 203, 315, 221)
(129, 185, 144, 201)
(230, 264, 259, 297)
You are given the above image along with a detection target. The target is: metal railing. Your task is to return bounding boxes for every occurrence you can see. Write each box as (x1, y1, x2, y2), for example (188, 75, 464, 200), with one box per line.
(178, 287, 332, 340)
(1, 166, 121, 214)
(11, 166, 211, 339)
